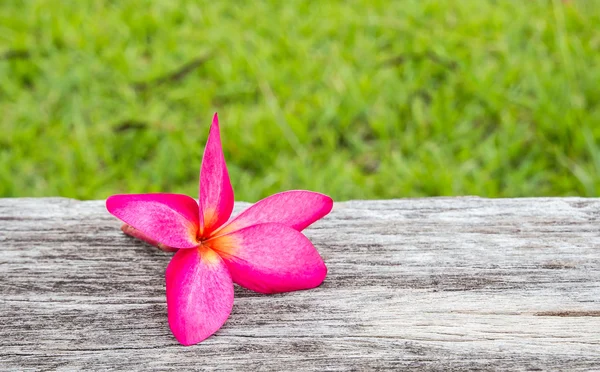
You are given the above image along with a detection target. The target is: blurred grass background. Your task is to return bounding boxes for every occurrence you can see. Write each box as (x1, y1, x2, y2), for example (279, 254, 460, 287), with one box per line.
(1, 0, 600, 201)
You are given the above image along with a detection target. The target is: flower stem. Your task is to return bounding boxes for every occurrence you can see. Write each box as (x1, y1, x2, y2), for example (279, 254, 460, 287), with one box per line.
(121, 224, 178, 252)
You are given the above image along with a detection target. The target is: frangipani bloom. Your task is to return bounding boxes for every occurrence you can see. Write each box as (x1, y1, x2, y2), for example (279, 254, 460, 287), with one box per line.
(106, 114, 332, 346)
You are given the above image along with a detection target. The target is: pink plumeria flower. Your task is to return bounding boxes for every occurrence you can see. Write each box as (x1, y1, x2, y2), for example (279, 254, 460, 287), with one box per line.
(106, 114, 332, 346)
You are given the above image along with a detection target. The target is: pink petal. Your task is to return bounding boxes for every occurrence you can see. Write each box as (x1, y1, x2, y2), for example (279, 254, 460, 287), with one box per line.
(106, 194, 200, 249)
(166, 246, 234, 346)
(199, 113, 234, 236)
(207, 223, 327, 294)
(213, 190, 333, 237)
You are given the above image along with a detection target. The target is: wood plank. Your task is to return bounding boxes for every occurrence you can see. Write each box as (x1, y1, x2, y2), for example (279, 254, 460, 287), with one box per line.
(1, 197, 599, 370)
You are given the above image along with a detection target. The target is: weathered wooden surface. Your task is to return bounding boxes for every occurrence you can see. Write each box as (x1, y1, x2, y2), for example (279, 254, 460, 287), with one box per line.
(1, 197, 599, 371)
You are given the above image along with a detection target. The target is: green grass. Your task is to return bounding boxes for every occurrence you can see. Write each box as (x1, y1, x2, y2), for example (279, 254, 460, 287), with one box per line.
(1, 0, 600, 201)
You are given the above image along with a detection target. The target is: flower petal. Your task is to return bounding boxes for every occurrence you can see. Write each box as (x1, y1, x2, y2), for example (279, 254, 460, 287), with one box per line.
(207, 223, 327, 294)
(213, 190, 333, 237)
(199, 113, 234, 236)
(106, 193, 200, 249)
(166, 246, 234, 346)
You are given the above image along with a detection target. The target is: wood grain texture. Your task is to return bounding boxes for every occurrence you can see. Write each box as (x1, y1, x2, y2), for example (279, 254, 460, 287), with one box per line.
(1, 197, 599, 371)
